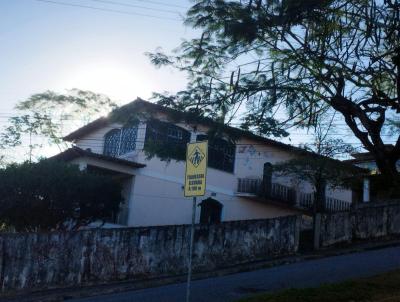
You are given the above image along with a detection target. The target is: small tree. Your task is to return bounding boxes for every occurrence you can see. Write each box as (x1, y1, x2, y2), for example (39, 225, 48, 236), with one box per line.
(0, 160, 123, 232)
(274, 126, 361, 213)
(274, 151, 359, 212)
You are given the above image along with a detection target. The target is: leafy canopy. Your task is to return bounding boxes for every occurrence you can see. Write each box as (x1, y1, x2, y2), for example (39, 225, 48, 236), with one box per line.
(0, 160, 123, 232)
(0, 89, 117, 163)
(148, 0, 400, 178)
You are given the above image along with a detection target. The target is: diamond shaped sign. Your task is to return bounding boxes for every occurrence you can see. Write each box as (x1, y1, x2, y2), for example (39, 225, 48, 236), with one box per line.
(188, 146, 205, 167)
(185, 141, 208, 197)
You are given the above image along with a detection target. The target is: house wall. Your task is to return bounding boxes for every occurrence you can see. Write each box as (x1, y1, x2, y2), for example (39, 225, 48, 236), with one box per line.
(73, 115, 352, 227)
(129, 173, 296, 226)
(75, 123, 121, 154)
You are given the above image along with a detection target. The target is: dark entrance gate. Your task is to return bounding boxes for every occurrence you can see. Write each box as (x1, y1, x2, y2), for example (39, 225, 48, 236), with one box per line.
(199, 198, 223, 224)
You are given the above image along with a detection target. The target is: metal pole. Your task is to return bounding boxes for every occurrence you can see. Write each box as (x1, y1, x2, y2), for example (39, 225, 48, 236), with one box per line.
(186, 196, 197, 302)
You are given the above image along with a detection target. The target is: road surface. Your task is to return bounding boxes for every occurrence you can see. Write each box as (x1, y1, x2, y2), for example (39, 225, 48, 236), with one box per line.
(70, 246, 400, 302)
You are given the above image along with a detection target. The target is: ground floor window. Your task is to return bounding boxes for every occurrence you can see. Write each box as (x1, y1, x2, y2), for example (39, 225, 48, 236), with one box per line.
(199, 198, 223, 224)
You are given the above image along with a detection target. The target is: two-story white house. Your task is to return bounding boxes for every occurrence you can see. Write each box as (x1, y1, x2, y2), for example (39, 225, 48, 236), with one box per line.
(53, 98, 355, 227)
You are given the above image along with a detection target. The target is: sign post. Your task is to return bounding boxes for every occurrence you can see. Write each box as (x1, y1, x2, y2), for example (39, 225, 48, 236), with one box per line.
(184, 141, 208, 302)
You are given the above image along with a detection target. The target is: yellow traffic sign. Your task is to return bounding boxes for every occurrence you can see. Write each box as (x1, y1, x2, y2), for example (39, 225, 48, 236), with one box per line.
(184, 141, 208, 197)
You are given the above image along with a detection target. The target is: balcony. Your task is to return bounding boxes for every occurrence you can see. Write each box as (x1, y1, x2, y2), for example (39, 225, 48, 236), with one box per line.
(237, 178, 296, 206)
(237, 178, 351, 212)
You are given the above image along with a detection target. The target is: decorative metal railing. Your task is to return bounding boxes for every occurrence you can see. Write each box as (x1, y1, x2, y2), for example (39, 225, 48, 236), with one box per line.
(237, 178, 296, 205)
(237, 178, 262, 194)
(299, 193, 351, 212)
(325, 197, 351, 212)
(237, 178, 351, 212)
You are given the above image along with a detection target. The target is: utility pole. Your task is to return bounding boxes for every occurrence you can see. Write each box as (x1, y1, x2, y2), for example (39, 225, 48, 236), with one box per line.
(184, 140, 208, 302)
(186, 196, 197, 302)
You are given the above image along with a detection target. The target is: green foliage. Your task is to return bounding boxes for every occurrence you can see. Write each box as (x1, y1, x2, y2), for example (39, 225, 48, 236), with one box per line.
(273, 132, 362, 211)
(0, 89, 117, 162)
(143, 119, 191, 162)
(0, 160, 123, 232)
(148, 0, 400, 178)
(274, 153, 359, 191)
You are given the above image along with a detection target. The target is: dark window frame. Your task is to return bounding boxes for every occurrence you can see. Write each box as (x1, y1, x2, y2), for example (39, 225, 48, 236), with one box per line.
(197, 135, 236, 173)
(144, 120, 191, 161)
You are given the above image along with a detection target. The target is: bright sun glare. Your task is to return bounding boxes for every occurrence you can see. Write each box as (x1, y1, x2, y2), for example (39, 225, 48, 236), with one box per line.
(60, 61, 153, 103)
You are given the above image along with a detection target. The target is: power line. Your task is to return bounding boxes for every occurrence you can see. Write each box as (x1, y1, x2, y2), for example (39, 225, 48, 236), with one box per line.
(113, 0, 188, 9)
(33, 0, 182, 21)
(0, 114, 394, 128)
(88, 0, 183, 14)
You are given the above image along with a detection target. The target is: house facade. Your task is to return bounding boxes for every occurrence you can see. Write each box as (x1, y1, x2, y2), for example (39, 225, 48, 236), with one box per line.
(54, 99, 354, 227)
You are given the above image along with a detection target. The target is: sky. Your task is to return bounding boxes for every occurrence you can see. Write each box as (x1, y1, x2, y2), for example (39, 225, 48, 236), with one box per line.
(0, 0, 198, 160)
(1, 0, 393, 162)
(0, 0, 192, 113)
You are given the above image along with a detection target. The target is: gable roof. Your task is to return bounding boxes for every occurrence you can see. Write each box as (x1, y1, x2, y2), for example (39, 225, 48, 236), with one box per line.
(64, 98, 307, 154)
(63, 98, 363, 172)
(52, 146, 146, 169)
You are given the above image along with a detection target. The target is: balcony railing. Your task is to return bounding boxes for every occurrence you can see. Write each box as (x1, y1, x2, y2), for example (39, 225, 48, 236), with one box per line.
(237, 178, 262, 194)
(237, 178, 296, 206)
(299, 193, 351, 212)
(299, 192, 314, 209)
(326, 197, 351, 212)
(238, 178, 351, 212)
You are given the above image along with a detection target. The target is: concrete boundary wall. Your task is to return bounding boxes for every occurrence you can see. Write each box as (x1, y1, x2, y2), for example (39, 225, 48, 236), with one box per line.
(320, 202, 400, 247)
(0, 215, 300, 292)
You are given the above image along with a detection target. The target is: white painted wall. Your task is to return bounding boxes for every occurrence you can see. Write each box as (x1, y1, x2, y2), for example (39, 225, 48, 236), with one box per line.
(129, 174, 296, 226)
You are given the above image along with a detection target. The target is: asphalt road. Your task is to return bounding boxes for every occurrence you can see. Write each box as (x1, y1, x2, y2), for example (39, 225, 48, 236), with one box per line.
(70, 246, 400, 302)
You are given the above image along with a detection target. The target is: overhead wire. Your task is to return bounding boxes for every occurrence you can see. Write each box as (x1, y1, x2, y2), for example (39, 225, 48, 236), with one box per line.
(107, 0, 189, 9)
(32, 0, 182, 21)
(87, 0, 183, 14)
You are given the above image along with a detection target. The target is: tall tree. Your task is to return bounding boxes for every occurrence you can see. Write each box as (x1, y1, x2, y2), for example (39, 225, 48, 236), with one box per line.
(148, 0, 400, 180)
(0, 89, 117, 162)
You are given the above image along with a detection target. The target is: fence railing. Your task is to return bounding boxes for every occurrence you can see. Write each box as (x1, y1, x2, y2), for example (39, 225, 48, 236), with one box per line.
(299, 192, 314, 209)
(238, 178, 351, 212)
(299, 193, 351, 212)
(237, 178, 296, 205)
(237, 178, 262, 194)
(270, 183, 297, 205)
(325, 197, 351, 212)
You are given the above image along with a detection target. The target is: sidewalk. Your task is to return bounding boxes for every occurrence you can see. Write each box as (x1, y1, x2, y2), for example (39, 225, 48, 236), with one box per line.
(2, 238, 400, 302)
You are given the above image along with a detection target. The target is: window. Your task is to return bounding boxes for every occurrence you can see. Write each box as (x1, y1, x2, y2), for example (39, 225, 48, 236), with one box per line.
(199, 198, 223, 224)
(120, 127, 137, 154)
(145, 120, 190, 161)
(167, 127, 183, 140)
(103, 126, 138, 157)
(197, 135, 236, 173)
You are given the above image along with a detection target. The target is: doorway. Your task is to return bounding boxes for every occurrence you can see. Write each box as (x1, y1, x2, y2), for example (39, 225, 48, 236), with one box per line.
(199, 198, 223, 224)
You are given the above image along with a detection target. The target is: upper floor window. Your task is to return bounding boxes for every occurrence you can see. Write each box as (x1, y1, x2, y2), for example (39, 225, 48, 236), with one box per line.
(167, 127, 183, 140)
(103, 126, 138, 157)
(145, 120, 190, 161)
(197, 135, 236, 173)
